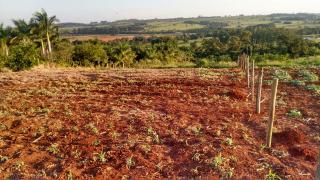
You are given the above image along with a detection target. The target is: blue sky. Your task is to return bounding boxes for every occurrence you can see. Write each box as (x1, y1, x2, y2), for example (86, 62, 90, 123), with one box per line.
(1, 0, 320, 25)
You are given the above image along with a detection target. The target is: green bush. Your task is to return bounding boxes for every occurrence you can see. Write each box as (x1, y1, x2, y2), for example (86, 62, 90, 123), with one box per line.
(6, 42, 39, 71)
(0, 54, 7, 68)
(72, 43, 108, 67)
(272, 69, 292, 81)
(298, 70, 319, 82)
(52, 40, 74, 66)
(217, 55, 232, 62)
(253, 53, 289, 62)
(196, 58, 211, 68)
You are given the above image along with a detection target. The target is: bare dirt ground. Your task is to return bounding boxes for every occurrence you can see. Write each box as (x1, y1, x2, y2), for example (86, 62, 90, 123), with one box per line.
(0, 68, 319, 179)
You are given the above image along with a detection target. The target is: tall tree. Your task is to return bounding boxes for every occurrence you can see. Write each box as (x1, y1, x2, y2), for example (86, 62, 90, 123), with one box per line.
(31, 9, 58, 55)
(0, 24, 12, 56)
(113, 42, 136, 68)
(11, 19, 32, 43)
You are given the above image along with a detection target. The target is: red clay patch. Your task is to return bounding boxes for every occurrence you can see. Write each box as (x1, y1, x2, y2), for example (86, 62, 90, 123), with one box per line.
(0, 68, 318, 179)
(289, 145, 318, 161)
(226, 89, 247, 100)
(273, 128, 305, 146)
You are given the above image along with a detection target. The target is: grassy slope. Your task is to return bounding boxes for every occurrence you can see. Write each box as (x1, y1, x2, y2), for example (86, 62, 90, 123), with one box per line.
(59, 14, 320, 34)
(145, 22, 204, 32)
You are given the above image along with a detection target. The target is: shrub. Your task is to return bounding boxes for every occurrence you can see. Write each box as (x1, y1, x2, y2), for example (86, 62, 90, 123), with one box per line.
(196, 58, 211, 68)
(0, 54, 7, 68)
(298, 70, 319, 82)
(253, 53, 289, 62)
(6, 42, 39, 71)
(52, 40, 74, 66)
(72, 42, 108, 67)
(272, 69, 292, 81)
(217, 55, 232, 62)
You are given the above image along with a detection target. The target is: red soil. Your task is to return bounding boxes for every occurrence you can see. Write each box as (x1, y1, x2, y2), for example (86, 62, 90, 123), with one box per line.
(273, 128, 306, 146)
(0, 68, 319, 179)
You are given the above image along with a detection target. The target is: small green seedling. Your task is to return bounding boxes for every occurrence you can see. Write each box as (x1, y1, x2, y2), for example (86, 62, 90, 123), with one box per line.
(224, 168, 234, 178)
(66, 170, 73, 180)
(47, 143, 59, 154)
(212, 153, 224, 168)
(98, 152, 107, 163)
(126, 156, 135, 169)
(265, 169, 281, 180)
(85, 123, 99, 134)
(147, 127, 160, 144)
(92, 139, 101, 146)
(225, 138, 233, 146)
(13, 161, 25, 171)
(287, 109, 302, 118)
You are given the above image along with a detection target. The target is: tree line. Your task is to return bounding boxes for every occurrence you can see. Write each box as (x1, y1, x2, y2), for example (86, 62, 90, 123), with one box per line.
(1, 10, 320, 71)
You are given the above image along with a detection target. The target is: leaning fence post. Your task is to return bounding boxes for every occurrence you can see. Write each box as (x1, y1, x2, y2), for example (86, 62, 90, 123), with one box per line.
(246, 57, 250, 88)
(256, 68, 264, 114)
(251, 59, 255, 101)
(266, 78, 279, 147)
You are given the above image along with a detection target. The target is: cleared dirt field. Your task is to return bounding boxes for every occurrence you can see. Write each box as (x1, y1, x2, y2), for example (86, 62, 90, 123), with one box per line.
(0, 68, 319, 179)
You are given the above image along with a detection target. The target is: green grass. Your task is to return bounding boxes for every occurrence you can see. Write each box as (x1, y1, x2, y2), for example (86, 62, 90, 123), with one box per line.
(134, 56, 319, 69)
(257, 57, 320, 68)
(59, 13, 320, 34)
(145, 22, 204, 32)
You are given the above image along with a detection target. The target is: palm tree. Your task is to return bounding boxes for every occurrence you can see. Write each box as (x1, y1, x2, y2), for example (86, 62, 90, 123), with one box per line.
(11, 19, 32, 43)
(114, 43, 136, 68)
(29, 20, 46, 56)
(31, 9, 58, 55)
(0, 23, 12, 56)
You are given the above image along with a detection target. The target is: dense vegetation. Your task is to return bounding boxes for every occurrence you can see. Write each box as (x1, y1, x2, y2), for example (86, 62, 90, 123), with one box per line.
(1, 10, 320, 71)
(59, 13, 320, 35)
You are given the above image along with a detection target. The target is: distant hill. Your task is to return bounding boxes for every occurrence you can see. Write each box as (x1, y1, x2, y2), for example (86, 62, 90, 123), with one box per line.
(58, 13, 320, 35)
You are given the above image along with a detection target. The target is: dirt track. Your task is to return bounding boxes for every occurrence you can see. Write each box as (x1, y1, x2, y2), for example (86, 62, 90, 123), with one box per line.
(0, 68, 319, 179)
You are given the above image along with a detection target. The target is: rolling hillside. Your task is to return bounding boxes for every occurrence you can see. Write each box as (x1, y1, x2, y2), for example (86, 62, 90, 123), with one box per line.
(58, 13, 320, 35)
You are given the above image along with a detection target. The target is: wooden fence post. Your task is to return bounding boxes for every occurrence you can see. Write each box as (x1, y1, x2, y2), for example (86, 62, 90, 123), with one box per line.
(317, 150, 320, 180)
(266, 78, 279, 147)
(256, 68, 264, 114)
(251, 59, 255, 101)
(242, 56, 245, 71)
(246, 57, 250, 88)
